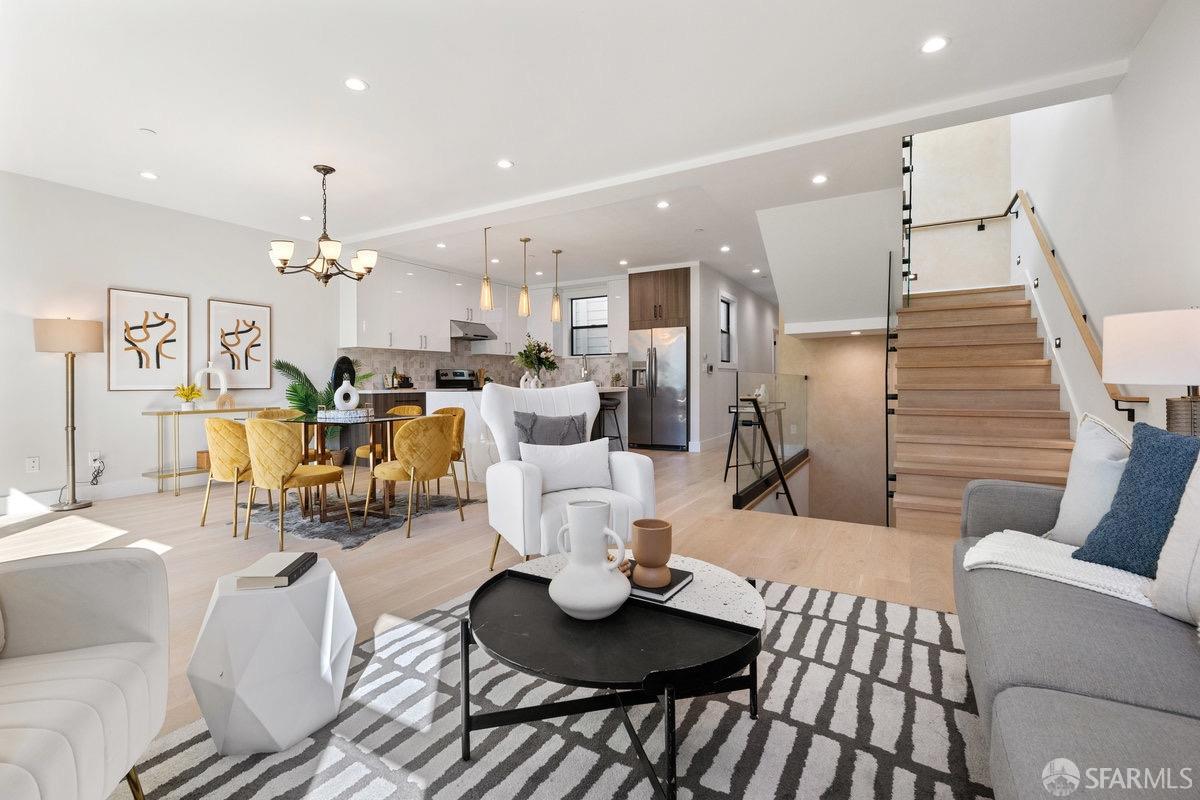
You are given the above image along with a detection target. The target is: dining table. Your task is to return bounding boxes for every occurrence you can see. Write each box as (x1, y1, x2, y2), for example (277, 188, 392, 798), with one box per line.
(279, 412, 420, 521)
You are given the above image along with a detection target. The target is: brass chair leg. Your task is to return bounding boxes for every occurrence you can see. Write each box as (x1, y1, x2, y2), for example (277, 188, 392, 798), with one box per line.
(361, 479, 373, 523)
(406, 471, 416, 538)
(278, 483, 287, 552)
(382, 480, 391, 518)
(437, 477, 442, 494)
(350, 458, 358, 495)
(450, 466, 464, 522)
(462, 451, 470, 501)
(231, 477, 240, 539)
(200, 474, 213, 527)
(488, 533, 501, 571)
(244, 485, 256, 540)
(267, 489, 273, 512)
(340, 477, 353, 530)
(125, 766, 146, 800)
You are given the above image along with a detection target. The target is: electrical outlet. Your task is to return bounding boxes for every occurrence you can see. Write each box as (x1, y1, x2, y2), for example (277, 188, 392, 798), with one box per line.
(88, 451, 101, 467)
(25, 456, 40, 473)
(790, 424, 798, 435)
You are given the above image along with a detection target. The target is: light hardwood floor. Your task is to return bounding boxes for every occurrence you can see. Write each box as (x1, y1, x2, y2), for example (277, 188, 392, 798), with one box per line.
(0, 446, 956, 735)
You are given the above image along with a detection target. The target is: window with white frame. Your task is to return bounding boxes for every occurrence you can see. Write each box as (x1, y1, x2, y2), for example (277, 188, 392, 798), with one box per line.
(719, 296, 735, 364)
(571, 295, 610, 355)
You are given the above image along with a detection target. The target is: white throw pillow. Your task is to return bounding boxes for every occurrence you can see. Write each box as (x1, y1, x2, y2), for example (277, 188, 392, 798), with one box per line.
(1150, 454, 1200, 624)
(1044, 413, 1130, 546)
(519, 438, 612, 493)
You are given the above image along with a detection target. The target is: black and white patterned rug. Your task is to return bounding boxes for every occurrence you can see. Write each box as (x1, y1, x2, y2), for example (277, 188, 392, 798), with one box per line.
(135, 581, 990, 799)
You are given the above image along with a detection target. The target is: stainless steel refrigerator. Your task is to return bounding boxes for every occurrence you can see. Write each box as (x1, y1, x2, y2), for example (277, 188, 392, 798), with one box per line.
(628, 327, 689, 450)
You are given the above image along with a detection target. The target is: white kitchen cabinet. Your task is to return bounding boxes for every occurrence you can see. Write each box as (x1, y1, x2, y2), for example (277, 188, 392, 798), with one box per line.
(606, 276, 629, 354)
(340, 262, 450, 351)
(526, 287, 555, 347)
(471, 284, 528, 355)
(450, 279, 480, 323)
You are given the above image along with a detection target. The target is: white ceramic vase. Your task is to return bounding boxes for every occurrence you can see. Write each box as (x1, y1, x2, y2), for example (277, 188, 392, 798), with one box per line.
(180, 401, 196, 411)
(549, 500, 630, 620)
(334, 379, 360, 411)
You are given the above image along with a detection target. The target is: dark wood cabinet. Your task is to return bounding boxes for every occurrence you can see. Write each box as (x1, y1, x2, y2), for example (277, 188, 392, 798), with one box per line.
(629, 267, 690, 329)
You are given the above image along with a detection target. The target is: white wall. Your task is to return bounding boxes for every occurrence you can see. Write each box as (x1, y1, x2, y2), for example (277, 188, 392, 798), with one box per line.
(692, 263, 778, 450)
(760, 189, 900, 336)
(1009, 0, 1200, 433)
(912, 117, 1012, 291)
(0, 172, 340, 510)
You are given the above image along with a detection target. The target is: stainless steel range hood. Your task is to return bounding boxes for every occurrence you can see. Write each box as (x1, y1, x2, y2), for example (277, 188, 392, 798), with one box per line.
(450, 319, 497, 341)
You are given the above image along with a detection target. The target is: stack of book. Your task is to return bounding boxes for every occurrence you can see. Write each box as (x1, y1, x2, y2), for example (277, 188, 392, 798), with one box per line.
(236, 552, 318, 590)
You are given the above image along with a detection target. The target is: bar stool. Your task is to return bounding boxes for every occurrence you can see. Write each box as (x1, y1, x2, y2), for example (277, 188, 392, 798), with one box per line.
(598, 395, 625, 451)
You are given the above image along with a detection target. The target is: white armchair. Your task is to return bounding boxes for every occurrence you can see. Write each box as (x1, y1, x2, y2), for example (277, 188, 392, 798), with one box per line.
(0, 547, 168, 800)
(481, 382, 655, 570)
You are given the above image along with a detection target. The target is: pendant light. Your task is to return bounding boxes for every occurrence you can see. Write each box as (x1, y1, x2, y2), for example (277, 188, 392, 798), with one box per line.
(517, 236, 532, 317)
(479, 226, 495, 312)
(550, 249, 563, 323)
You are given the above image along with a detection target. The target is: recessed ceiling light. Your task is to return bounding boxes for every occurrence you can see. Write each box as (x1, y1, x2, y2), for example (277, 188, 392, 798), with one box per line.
(344, 77, 369, 92)
(455, 282, 463, 286)
(656, 200, 670, 209)
(720, 245, 731, 253)
(436, 242, 446, 248)
(496, 159, 515, 169)
(811, 174, 828, 185)
(137, 127, 157, 136)
(534, 271, 544, 276)
(921, 36, 949, 54)
(850, 330, 862, 336)
(406, 272, 414, 276)
(619, 260, 629, 266)
(490, 257, 500, 264)
(299, 215, 312, 221)
(751, 268, 761, 274)
(394, 290, 403, 294)
(139, 171, 158, 181)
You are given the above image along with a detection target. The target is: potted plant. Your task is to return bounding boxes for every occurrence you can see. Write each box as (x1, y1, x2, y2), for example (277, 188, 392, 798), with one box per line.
(514, 335, 558, 388)
(174, 383, 202, 411)
(272, 359, 373, 465)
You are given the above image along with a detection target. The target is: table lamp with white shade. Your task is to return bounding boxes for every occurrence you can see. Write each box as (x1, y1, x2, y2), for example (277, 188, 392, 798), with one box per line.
(33, 317, 104, 510)
(1102, 309, 1200, 436)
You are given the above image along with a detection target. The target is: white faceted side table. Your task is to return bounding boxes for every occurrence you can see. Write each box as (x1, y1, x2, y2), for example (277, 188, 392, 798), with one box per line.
(187, 558, 356, 754)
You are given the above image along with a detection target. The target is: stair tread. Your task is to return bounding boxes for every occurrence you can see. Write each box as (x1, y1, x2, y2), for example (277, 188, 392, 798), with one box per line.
(895, 407, 1069, 418)
(897, 384, 1058, 391)
(893, 460, 1068, 482)
(895, 434, 1074, 449)
(891, 493, 962, 512)
(908, 285, 1023, 299)
(896, 359, 1050, 368)
(898, 300, 1030, 313)
(897, 320, 1035, 330)
(895, 338, 1044, 348)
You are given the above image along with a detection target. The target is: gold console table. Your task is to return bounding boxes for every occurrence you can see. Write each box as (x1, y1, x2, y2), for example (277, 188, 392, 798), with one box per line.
(142, 407, 281, 496)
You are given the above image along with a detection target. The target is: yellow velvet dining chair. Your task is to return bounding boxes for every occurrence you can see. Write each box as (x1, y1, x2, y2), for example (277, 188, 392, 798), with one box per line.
(349, 404, 422, 494)
(365, 414, 463, 538)
(431, 406, 469, 500)
(245, 418, 353, 551)
(200, 418, 270, 538)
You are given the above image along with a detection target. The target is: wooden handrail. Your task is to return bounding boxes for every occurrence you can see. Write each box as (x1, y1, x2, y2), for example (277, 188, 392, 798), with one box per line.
(913, 190, 1146, 406)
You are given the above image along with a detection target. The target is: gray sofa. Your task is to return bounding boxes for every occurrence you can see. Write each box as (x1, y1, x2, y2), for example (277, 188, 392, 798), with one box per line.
(956, 480, 1200, 800)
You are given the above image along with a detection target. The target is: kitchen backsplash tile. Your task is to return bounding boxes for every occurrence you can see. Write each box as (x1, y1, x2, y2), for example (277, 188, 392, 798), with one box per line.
(340, 340, 628, 389)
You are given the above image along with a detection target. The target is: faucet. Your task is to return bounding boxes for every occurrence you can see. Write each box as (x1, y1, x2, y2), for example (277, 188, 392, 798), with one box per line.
(581, 354, 590, 381)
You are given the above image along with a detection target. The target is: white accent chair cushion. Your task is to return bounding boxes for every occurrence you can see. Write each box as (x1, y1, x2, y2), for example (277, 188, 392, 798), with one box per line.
(1151, 462, 1200, 624)
(0, 548, 168, 800)
(1045, 414, 1130, 546)
(519, 438, 612, 493)
(482, 383, 656, 560)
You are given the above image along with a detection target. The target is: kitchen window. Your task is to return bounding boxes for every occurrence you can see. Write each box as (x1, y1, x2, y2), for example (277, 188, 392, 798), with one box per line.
(571, 295, 610, 355)
(719, 297, 732, 363)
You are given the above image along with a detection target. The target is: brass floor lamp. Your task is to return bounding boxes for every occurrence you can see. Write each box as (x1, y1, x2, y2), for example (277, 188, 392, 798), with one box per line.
(34, 318, 104, 511)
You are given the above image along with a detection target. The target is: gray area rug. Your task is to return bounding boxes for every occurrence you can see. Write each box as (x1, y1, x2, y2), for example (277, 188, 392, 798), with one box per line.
(136, 582, 990, 799)
(238, 492, 482, 549)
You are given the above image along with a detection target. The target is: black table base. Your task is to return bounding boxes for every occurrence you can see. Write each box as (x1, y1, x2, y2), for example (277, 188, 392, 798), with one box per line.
(458, 613, 760, 800)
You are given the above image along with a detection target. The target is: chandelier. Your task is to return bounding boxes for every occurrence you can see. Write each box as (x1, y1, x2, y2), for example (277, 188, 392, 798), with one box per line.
(269, 165, 377, 285)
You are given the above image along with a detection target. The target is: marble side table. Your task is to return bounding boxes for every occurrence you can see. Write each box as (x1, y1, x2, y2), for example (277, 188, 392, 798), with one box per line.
(187, 558, 356, 754)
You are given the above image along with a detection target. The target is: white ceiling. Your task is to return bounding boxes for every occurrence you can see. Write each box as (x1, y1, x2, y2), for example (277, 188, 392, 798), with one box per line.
(1, 0, 1163, 299)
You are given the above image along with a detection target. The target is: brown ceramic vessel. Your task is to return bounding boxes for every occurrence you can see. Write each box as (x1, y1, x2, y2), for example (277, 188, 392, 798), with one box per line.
(631, 518, 672, 588)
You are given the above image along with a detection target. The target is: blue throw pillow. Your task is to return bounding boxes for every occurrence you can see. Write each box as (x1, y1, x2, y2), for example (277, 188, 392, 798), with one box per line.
(1073, 423, 1200, 578)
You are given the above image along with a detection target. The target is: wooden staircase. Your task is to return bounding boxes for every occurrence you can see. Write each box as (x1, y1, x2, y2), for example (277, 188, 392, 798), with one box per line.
(890, 284, 1072, 534)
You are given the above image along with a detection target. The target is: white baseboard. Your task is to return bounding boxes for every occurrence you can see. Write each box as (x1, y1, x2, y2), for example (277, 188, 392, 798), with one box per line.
(0, 473, 207, 516)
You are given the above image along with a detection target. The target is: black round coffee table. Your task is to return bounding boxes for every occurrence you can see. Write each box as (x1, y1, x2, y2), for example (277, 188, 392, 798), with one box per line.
(459, 555, 765, 800)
